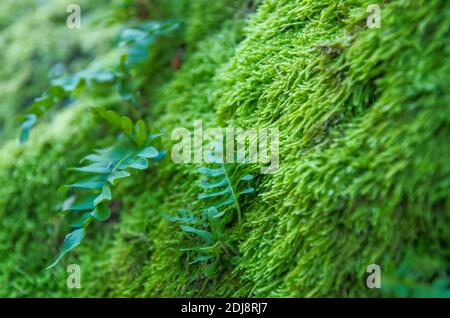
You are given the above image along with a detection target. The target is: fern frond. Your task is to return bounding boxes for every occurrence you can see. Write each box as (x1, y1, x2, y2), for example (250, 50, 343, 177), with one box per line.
(19, 20, 180, 144)
(161, 209, 203, 226)
(163, 198, 244, 277)
(47, 111, 162, 269)
(162, 159, 256, 277)
(18, 70, 115, 144)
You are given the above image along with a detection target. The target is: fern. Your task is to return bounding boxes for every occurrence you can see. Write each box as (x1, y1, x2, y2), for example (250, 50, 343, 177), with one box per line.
(118, 20, 180, 64)
(47, 108, 162, 269)
(42, 20, 180, 268)
(165, 207, 238, 278)
(19, 20, 180, 144)
(163, 162, 255, 277)
(161, 209, 203, 226)
(18, 69, 115, 144)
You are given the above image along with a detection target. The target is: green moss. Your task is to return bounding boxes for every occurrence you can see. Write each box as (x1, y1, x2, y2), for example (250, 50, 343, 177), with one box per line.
(100, 0, 450, 297)
(96, 17, 247, 298)
(0, 103, 112, 297)
(212, 0, 450, 297)
(182, 0, 248, 46)
(0, 0, 448, 297)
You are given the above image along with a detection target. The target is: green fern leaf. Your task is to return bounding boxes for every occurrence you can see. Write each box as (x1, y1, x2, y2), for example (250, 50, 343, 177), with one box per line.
(165, 160, 255, 277)
(161, 209, 202, 226)
(46, 228, 85, 270)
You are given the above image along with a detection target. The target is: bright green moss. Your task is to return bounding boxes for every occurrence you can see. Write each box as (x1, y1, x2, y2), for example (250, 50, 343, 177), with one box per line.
(96, 17, 247, 298)
(212, 0, 450, 297)
(0, 0, 448, 297)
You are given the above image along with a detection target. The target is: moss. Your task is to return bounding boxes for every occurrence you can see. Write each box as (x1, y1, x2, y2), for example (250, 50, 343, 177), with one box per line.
(0, 103, 112, 297)
(212, 0, 450, 297)
(98, 17, 247, 298)
(101, 0, 450, 297)
(0, 0, 449, 297)
(182, 0, 249, 47)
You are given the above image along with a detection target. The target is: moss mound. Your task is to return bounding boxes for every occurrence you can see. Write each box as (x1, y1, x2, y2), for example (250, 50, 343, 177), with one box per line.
(0, 0, 448, 297)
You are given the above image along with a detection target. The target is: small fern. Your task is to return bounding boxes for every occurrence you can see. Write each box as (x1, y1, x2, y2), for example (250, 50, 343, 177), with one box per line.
(163, 162, 255, 277)
(47, 108, 162, 269)
(19, 69, 116, 144)
(161, 209, 203, 226)
(19, 20, 180, 144)
(165, 207, 238, 278)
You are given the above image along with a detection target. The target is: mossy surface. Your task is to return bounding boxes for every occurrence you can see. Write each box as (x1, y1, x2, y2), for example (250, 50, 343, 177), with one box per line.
(0, 0, 448, 297)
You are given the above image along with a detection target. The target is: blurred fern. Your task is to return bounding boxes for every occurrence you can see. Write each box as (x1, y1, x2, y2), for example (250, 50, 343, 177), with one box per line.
(19, 20, 180, 144)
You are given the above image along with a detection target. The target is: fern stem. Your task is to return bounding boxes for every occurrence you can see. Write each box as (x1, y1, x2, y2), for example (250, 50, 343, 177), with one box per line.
(222, 164, 241, 225)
